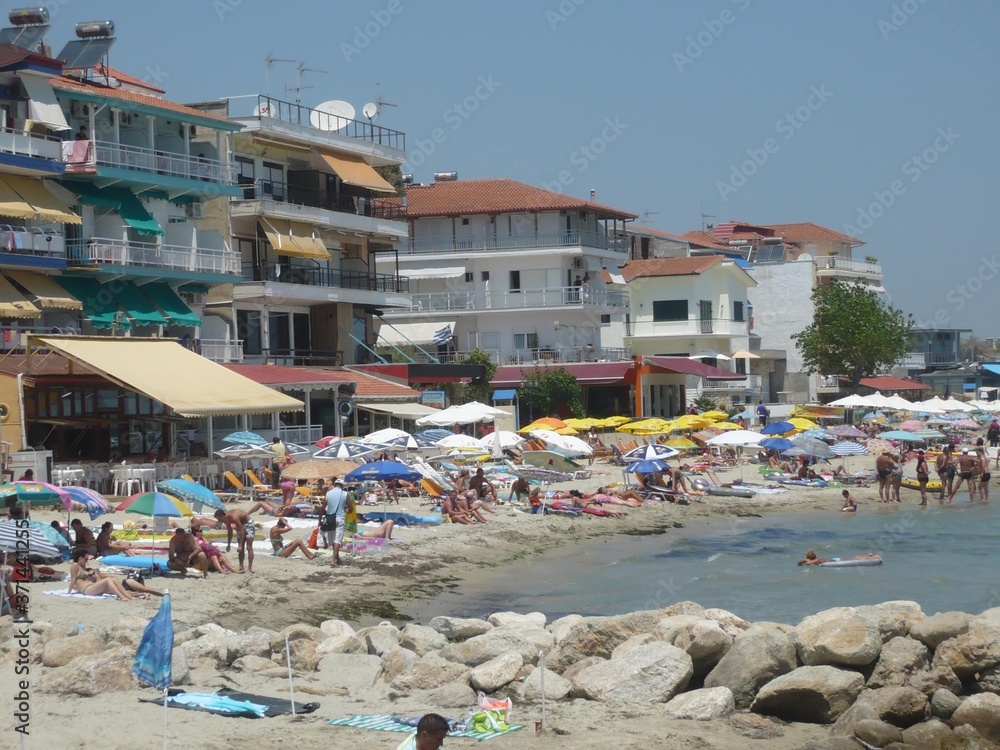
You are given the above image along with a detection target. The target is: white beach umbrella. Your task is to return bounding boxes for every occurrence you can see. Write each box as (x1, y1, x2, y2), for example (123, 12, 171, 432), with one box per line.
(942, 398, 976, 413)
(828, 394, 870, 407)
(883, 394, 916, 410)
(363, 428, 413, 444)
(857, 391, 892, 408)
(436, 434, 483, 449)
(706, 430, 763, 447)
(622, 442, 681, 461)
(529, 429, 593, 456)
(830, 441, 868, 456)
(476, 431, 523, 450)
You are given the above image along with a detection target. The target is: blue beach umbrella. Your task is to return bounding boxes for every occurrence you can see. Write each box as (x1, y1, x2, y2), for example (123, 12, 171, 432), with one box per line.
(61, 486, 109, 520)
(629, 459, 669, 475)
(344, 460, 421, 483)
(133, 592, 174, 690)
(879, 430, 925, 442)
(761, 421, 795, 435)
(222, 431, 268, 446)
(830, 441, 868, 456)
(760, 437, 794, 452)
(156, 479, 225, 512)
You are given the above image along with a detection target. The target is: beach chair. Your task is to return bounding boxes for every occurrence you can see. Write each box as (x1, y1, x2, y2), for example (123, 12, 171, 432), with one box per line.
(246, 469, 280, 498)
(222, 470, 261, 500)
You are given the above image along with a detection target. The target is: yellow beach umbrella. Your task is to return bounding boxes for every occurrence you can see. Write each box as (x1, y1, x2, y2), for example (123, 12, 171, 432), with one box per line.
(700, 410, 730, 421)
(518, 417, 568, 434)
(672, 416, 712, 430)
(712, 421, 742, 431)
(599, 416, 633, 428)
(788, 417, 820, 431)
(563, 417, 598, 430)
(666, 437, 699, 450)
(618, 418, 670, 434)
(554, 426, 579, 435)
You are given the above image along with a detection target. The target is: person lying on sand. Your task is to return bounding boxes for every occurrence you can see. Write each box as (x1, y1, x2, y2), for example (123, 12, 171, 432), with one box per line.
(171, 516, 219, 533)
(68, 549, 137, 599)
(569, 488, 643, 507)
(269, 518, 317, 559)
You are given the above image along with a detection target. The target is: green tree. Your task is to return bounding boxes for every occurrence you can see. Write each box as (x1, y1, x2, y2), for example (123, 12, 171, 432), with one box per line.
(517, 366, 585, 420)
(461, 349, 498, 404)
(792, 280, 913, 392)
(374, 164, 405, 195)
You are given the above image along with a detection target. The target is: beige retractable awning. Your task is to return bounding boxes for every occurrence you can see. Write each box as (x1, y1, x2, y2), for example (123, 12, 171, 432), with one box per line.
(1, 176, 81, 225)
(0, 178, 35, 221)
(0, 275, 40, 319)
(356, 402, 442, 418)
(4, 272, 82, 310)
(35, 336, 304, 417)
(259, 219, 329, 260)
(316, 151, 396, 193)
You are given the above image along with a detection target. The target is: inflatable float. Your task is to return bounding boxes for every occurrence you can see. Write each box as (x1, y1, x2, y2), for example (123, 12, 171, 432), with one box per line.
(818, 556, 883, 568)
(900, 477, 943, 491)
(706, 485, 755, 498)
(361, 510, 442, 526)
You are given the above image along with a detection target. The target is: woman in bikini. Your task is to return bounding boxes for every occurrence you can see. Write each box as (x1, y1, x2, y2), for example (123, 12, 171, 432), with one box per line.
(67, 549, 136, 600)
(269, 518, 317, 559)
(191, 527, 240, 573)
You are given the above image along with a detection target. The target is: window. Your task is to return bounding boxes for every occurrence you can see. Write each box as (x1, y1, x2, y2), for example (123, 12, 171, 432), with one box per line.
(735, 358, 747, 375)
(513, 332, 538, 350)
(268, 312, 290, 353)
(509, 270, 521, 291)
(733, 301, 744, 322)
(652, 300, 688, 322)
(237, 310, 262, 355)
(464, 271, 473, 283)
(461, 217, 470, 225)
(235, 155, 255, 194)
(640, 237, 650, 259)
(481, 271, 490, 281)
(600, 314, 611, 325)
(261, 161, 285, 201)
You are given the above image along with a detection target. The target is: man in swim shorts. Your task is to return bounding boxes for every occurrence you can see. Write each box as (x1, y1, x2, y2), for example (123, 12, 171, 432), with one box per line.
(215, 508, 255, 573)
(936, 444, 955, 501)
(949, 448, 977, 504)
(875, 451, 894, 503)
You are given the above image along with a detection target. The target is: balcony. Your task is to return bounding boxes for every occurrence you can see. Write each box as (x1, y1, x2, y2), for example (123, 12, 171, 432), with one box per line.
(815, 255, 883, 278)
(242, 348, 344, 367)
(897, 352, 928, 369)
(67, 237, 241, 276)
(232, 95, 406, 151)
(816, 374, 843, 392)
(242, 261, 407, 294)
(396, 287, 627, 314)
(0, 225, 65, 266)
(66, 140, 236, 185)
(702, 374, 762, 390)
(0, 126, 64, 164)
(279, 424, 324, 444)
(625, 317, 749, 338)
(199, 339, 244, 363)
(235, 179, 406, 225)
(403, 230, 628, 255)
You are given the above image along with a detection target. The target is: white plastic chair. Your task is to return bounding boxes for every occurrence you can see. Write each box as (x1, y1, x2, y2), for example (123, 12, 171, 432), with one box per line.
(113, 465, 141, 496)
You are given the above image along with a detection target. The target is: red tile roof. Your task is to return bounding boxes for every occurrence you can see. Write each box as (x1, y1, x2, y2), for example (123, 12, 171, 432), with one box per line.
(619, 255, 725, 281)
(682, 230, 733, 249)
(631, 225, 733, 250)
(858, 376, 930, 392)
(93, 64, 166, 94)
(51, 73, 236, 126)
(764, 222, 863, 246)
(0, 43, 62, 72)
(400, 179, 637, 220)
(223, 364, 418, 398)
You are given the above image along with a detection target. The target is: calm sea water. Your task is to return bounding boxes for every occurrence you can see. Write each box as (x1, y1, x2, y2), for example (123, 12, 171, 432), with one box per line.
(414, 500, 1000, 624)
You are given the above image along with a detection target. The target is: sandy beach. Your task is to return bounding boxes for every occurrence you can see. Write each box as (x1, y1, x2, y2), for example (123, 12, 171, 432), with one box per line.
(1, 454, 944, 749)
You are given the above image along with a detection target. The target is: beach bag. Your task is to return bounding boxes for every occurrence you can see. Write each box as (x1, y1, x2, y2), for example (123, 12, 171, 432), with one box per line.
(318, 513, 337, 532)
(477, 692, 512, 723)
(469, 709, 510, 734)
(307, 528, 319, 549)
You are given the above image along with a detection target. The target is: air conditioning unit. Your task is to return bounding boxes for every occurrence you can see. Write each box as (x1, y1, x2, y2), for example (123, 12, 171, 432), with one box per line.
(185, 203, 206, 219)
(572, 257, 584, 269)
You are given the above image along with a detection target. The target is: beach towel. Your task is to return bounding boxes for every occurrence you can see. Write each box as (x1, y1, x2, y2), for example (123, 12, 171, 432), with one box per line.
(44, 590, 119, 600)
(326, 714, 522, 741)
(140, 688, 318, 718)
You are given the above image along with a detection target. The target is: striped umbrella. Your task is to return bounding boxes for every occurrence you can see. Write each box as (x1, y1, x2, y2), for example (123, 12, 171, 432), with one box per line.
(0, 481, 71, 508)
(116, 491, 192, 517)
(830, 425, 866, 438)
(156, 479, 224, 512)
(0, 519, 63, 559)
(62, 486, 110, 520)
(831, 441, 868, 456)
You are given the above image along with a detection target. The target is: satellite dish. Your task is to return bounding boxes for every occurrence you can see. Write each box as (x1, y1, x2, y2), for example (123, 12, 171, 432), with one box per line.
(253, 102, 272, 117)
(362, 102, 378, 120)
(797, 253, 813, 262)
(310, 100, 355, 131)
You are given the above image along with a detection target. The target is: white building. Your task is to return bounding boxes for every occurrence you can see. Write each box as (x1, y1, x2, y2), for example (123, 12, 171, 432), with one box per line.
(375, 178, 636, 365)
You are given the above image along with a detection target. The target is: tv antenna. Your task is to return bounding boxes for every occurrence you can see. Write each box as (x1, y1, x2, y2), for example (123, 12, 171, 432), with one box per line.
(374, 82, 397, 124)
(641, 210, 660, 225)
(700, 206, 716, 232)
(287, 62, 327, 105)
(264, 54, 294, 97)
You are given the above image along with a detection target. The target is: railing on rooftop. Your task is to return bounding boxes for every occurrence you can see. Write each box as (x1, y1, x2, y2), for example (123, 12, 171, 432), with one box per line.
(67, 237, 241, 275)
(234, 95, 406, 151)
(702, 374, 762, 390)
(70, 141, 237, 184)
(403, 230, 628, 255)
(814, 255, 882, 276)
(397, 286, 628, 312)
(242, 261, 407, 293)
(238, 179, 405, 221)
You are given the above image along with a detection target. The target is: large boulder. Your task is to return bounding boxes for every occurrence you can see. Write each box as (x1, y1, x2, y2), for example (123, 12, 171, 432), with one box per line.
(520, 667, 571, 702)
(399, 624, 448, 656)
(867, 636, 931, 688)
(909, 611, 971, 649)
(356, 624, 401, 657)
(440, 628, 553, 667)
(273, 638, 321, 672)
(703, 608, 751, 639)
(487, 611, 546, 630)
(900, 719, 954, 749)
(314, 653, 382, 692)
(391, 653, 470, 692)
(853, 719, 903, 747)
(830, 701, 880, 737)
(856, 686, 928, 728)
(470, 652, 523, 692)
(751, 665, 865, 724)
(232, 655, 279, 673)
(611, 634, 656, 660)
(974, 662, 1000, 695)
(932, 626, 1000, 680)
(662, 687, 735, 720)
(269, 624, 322, 653)
(572, 642, 692, 703)
(855, 604, 910, 643)
(930, 688, 962, 720)
(38, 648, 136, 696)
(42, 634, 106, 668)
(795, 608, 882, 667)
(376, 647, 417, 683)
(972, 606, 1000, 630)
(317, 634, 367, 656)
(319, 619, 355, 640)
(218, 631, 272, 666)
(171, 647, 190, 685)
(548, 612, 671, 673)
(951, 693, 1000, 740)
(673, 619, 733, 675)
(427, 616, 492, 640)
(561, 655, 604, 682)
(425, 680, 477, 708)
(548, 614, 585, 644)
(653, 614, 703, 644)
(704, 623, 798, 709)
(180, 631, 227, 663)
(908, 664, 963, 697)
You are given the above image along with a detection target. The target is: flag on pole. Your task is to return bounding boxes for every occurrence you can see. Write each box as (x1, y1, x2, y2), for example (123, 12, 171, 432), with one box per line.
(433, 325, 453, 346)
(133, 592, 174, 690)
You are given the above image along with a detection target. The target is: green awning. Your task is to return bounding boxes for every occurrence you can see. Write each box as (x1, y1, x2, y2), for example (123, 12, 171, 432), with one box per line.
(141, 283, 202, 327)
(55, 276, 130, 330)
(60, 181, 165, 236)
(115, 281, 168, 327)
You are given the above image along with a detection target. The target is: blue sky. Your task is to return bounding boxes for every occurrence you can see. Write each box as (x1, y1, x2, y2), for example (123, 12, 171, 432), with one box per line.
(37, 0, 1000, 332)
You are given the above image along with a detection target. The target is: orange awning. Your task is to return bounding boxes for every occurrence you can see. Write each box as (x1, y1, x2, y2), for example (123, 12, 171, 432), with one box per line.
(316, 151, 396, 192)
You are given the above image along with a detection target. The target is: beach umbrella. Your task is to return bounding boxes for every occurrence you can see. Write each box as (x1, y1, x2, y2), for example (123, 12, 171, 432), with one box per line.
(518, 417, 568, 434)
(156, 479, 224, 512)
(437, 434, 483, 449)
(828, 394, 869, 407)
(0, 520, 63, 560)
(282, 442, 312, 457)
(563, 417, 600, 430)
(761, 421, 795, 435)
(314, 438, 385, 460)
(790, 437, 835, 458)
(344, 460, 421, 483)
(711, 421, 743, 431)
(788, 417, 820, 431)
(281, 458, 358, 481)
(671, 415, 713, 430)
(952, 419, 981, 430)
(413, 429, 453, 445)
(617, 418, 671, 434)
(512, 466, 574, 484)
(665, 437, 699, 450)
(362, 428, 412, 445)
(898, 420, 925, 432)
(214, 443, 272, 459)
(699, 410, 730, 421)
(61, 486, 110, 520)
(831, 441, 868, 456)
(760, 437, 795, 452)
(706, 430, 763, 447)
(830, 425, 866, 438)
(528, 429, 592, 457)
(731, 408, 756, 420)
(800, 428, 836, 440)
(0, 481, 71, 508)
(943, 398, 976, 413)
(914, 429, 946, 441)
(879, 430, 926, 442)
(477, 431, 524, 451)
(622, 443, 680, 462)
(597, 416, 633, 428)
(222, 431, 267, 445)
(861, 411, 886, 423)
(629, 459, 669, 474)
(117, 491, 192, 517)
(883, 395, 916, 410)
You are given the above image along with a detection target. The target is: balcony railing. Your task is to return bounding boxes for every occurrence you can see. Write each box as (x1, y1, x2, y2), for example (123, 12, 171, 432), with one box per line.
(703, 374, 762, 390)
(67, 237, 241, 275)
(0, 225, 64, 257)
(897, 352, 928, 369)
(70, 141, 237, 184)
(503, 346, 631, 365)
(199, 339, 244, 363)
(815, 256, 882, 276)
(242, 348, 344, 367)
(242, 261, 407, 293)
(0, 125, 63, 162)
(238, 179, 405, 220)
(816, 374, 842, 390)
(234, 95, 406, 150)
(402, 286, 628, 312)
(279, 425, 323, 444)
(626, 318, 749, 338)
(403, 231, 628, 255)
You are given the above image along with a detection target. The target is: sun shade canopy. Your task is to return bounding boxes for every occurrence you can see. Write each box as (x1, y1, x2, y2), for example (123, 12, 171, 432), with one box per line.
(35, 336, 304, 417)
(0, 275, 39, 319)
(61, 181, 163, 236)
(114, 281, 168, 326)
(259, 219, 328, 260)
(0, 178, 36, 221)
(19, 72, 70, 131)
(5, 272, 82, 310)
(140, 283, 201, 327)
(355, 402, 441, 418)
(55, 276, 128, 329)
(377, 321, 455, 347)
(316, 151, 396, 193)
(0, 176, 80, 224)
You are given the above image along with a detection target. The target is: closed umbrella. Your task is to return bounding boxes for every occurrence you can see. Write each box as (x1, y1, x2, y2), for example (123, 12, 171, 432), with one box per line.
(156, 479, 224, 512)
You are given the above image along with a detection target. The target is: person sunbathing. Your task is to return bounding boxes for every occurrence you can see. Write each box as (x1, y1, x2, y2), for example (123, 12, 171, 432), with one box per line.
(246, 497, 303, 517)
(171, 516, 219, 533)
(96, 522, 139, 557)
(767, 451, 792, 472)
(67, 549, 137, 599)
(354, 517, 395, 540)
(191, 527, 240, 573)
(441, 491, 476, 524)
(120, 570, 164, 598)
(167, 528, 209, 578)
(570, 488, 642, 507)
(268, 518, 317, 559)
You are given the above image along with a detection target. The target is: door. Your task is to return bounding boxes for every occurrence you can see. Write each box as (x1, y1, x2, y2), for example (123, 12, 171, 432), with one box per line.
(699, 300, 713, 334)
